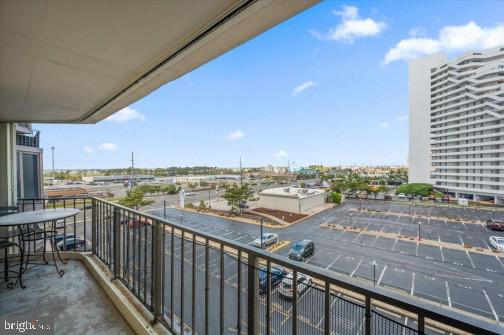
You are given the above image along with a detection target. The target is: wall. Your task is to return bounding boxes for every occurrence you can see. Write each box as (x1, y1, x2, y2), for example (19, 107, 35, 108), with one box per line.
(408, 53, 445, 184)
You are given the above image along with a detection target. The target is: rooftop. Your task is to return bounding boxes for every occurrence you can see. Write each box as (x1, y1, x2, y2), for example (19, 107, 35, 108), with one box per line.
(259, 187, 325, 199)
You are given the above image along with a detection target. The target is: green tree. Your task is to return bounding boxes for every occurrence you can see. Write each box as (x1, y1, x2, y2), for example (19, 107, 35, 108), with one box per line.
(395, 183, 433, 197)
(118, 188, 154, 209)
(199, 199, 207, 209)
(223, 184, 254, 214)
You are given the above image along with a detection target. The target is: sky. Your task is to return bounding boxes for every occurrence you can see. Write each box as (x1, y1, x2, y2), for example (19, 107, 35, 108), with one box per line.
(35, 0, 504, 170)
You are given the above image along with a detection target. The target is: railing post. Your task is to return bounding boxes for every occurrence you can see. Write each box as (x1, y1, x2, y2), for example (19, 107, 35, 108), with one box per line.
(418, 314, 425, 335)
(113, 206, 121, 280)
(92, 198, 97, 254)
(152, 220, 163, 323)
(365, 296, 371, 335)
(247, 253, 259, 335)
(324, 281, 330, 335)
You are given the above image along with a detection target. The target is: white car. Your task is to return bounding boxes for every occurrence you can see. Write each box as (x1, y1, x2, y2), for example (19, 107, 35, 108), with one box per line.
(397, 193, 406, 199)
(489, 236, 504, 252)
(278, 272, 312, 299)
(251, 233, 278, 248)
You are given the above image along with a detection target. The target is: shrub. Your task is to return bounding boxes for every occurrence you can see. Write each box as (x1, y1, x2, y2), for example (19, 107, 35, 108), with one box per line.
(330, 192, 342, 204)
(395, 183, 433, 197)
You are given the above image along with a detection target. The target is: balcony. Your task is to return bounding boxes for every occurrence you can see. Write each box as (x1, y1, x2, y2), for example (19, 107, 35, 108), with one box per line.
(16, 130, 40, 148)
(1, 197, 501, 335)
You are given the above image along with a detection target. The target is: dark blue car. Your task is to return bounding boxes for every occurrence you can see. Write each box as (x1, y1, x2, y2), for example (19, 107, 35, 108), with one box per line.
(259, 266, 287, 293)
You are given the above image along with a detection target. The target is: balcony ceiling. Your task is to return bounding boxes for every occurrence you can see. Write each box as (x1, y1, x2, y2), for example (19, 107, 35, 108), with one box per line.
(0, 0, 317, 123)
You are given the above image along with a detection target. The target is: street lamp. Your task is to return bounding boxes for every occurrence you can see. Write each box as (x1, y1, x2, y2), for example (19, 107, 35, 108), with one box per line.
(417, 222, 422, 241)
(180, 214, 183, 225)
(260, 218, 264, 249)
(372, 260, 377, 286)
(163, 200, 166, 219)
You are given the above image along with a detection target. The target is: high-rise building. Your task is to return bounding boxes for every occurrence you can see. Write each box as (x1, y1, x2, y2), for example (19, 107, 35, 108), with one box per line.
(409, 47, 504, 204)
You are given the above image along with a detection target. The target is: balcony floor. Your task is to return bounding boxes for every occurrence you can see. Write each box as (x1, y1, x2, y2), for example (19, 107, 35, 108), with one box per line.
(0, 259, 134, 335)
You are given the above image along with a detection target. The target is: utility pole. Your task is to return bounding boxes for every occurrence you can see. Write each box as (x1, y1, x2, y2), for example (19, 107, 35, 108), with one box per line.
(130, 152, 134, 188)
(240, 156, 243, 187)
(51, 146, 55, 181)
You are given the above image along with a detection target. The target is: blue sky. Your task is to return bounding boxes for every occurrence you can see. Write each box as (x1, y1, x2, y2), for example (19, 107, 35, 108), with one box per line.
(36, 1, 504, 170)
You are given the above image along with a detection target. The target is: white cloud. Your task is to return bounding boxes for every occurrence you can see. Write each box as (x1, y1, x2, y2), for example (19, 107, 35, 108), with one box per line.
(396, 114, 408, 121)
(99, 143, 118, 151)
(311, 6, 386, 43)
(292, 81, 317, 96)
(82, 146, 94, 154)
(384, 21, 504, 64)
(105, 107, 145, 123)
(274, 150, 289, 158)
(379, 122, 390, 128)
(225, 130, 244, 141)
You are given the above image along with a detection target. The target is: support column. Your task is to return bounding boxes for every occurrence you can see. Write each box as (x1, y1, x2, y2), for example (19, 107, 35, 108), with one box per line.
(0, 123, 17, 206)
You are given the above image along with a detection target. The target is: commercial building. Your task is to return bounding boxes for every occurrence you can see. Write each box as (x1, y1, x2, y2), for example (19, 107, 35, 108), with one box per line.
(409, 48, 504, 204)
(257, 187, 326, 214)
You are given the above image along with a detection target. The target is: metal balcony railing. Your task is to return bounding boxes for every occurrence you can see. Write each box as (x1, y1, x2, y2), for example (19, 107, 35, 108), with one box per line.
(16, 130, 40, 148)
(16, 197, 503, 335)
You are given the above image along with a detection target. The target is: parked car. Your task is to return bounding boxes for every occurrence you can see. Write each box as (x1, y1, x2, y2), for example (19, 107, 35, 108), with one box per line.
(487, 220, 504, 231)
(428, 195, 436, 201)
(288, 240, 315, 261)
(397, 193, 406, 199)
(57, 238, 91, 251)
(278, 272, 312, 300)
(121, 219, 148, 228)
(52, 233, 76, 245)
(489, 236, 504, 252)
(258, 266, 287, 293)
(442, 195, 450, 202)
(251, 233, 279, 248)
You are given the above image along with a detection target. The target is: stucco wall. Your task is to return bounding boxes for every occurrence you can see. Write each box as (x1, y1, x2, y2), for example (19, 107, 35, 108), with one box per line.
(257, 193, 325, 214)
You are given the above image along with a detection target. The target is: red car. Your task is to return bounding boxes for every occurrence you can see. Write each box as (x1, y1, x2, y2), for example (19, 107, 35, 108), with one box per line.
(121, 219, 148, 228)
(487, 220, 504, 231)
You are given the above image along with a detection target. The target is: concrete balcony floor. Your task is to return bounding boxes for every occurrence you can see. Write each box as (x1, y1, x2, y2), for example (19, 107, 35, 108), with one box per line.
(0, 259, 134, 335)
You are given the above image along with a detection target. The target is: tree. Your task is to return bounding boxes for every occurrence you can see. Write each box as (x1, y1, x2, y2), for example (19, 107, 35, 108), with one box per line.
(223, 184, 254, 214)
(395, 183, 433, 197)
(161, 184, 179, 195)
(118, 188, 154, 209)
(330, 192, 342, 204)
(199, 200, 207, 209)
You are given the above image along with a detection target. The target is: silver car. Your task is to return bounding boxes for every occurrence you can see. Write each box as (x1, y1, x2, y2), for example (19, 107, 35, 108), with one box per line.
(251, 233, 278, 248)
(278, 272, 312, 300)
(489, 236, 504, 252)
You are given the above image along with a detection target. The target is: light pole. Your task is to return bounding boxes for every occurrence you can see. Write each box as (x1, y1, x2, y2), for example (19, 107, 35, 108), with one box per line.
(408, 202, 411, 216)
(260, 218, 264, 249)
(163, 200, 166, 219)
(417, 222, 422, 241)
(493, 210, 496, 221)
(372, 260, 377, 286)
(180, 214, 183, 225)
(51, 146, 55, 181)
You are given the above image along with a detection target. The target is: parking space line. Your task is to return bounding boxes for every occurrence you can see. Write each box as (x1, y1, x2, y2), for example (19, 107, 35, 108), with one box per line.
(458, 235, 465, 246)
(235, 234, 250, 241)
(377, 266, 387, 286)
(495, 255, 504, 270)
(465, 251, 476, 269)
(440, 246, 445, 262)
(483, 288, 500, 323)
(306, 250, 322, 264)
(445, 281, 452, 307)
(326, 255, 341, 269)
(370, 235, 379, 247)
(410, 273, 415, 296)
(350, 259, 363, 277)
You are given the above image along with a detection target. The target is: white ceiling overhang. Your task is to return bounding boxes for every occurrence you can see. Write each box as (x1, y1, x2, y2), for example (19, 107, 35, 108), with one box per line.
(0, 0, 318, 123)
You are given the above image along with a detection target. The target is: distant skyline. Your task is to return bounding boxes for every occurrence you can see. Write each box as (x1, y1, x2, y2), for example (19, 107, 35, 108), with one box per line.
(35, 1, 504, 169)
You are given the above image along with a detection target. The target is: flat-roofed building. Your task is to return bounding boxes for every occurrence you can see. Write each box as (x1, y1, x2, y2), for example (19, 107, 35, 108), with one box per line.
(257, 187, 325, 214)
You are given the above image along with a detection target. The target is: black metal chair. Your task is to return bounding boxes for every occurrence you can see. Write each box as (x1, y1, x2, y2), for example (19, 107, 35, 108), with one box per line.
(0, 206, 25, 288)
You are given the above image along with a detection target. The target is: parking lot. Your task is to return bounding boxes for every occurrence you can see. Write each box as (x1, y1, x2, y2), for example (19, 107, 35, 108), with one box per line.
(151, 200, 504, 326)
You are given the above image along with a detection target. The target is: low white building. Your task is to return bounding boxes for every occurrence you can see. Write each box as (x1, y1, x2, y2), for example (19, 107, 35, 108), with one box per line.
(257, 187, 326, 214)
